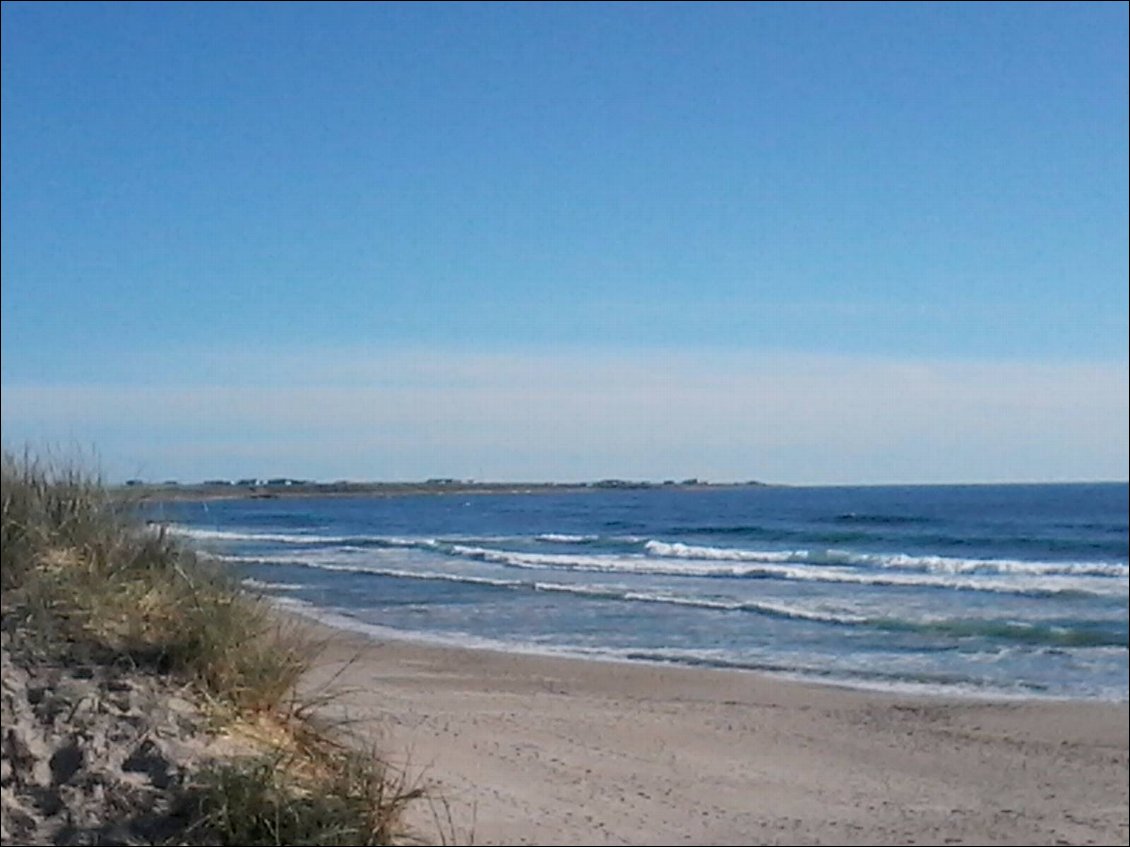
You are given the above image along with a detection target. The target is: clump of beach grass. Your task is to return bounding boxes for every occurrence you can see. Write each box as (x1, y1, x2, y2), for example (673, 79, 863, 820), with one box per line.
(1, 449, 424, 845)
(190, 738, 422, 846)
(1, 449, 306, 712)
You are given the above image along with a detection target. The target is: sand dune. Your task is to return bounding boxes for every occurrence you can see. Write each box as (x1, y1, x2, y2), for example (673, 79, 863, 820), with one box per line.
(0, 636, 211, 846)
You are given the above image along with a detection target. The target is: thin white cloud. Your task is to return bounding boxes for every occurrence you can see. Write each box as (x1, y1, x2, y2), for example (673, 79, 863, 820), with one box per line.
(2, 349, 1126, 484)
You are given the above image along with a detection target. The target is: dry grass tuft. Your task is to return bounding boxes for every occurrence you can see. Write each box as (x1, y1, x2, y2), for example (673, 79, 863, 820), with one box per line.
(190, 737, 424, 846)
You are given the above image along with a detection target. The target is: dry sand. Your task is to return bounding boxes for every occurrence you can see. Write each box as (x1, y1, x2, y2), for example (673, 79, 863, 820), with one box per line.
(0, 635, 212, 846)
(296, 620, 1129, 846)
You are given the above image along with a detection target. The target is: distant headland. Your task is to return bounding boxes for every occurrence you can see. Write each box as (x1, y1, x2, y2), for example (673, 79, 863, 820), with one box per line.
(119, 477, 772, 502)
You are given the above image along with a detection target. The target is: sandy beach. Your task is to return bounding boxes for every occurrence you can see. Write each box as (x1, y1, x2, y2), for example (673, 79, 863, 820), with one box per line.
(292, 619, 1129, 846)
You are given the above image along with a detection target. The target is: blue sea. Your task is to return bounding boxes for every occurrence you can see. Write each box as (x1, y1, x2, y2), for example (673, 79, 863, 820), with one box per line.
(157, 483, 1129, 701)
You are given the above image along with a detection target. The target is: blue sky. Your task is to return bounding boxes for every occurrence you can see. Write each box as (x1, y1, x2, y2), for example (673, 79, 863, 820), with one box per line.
(2, 2, 1127, 483)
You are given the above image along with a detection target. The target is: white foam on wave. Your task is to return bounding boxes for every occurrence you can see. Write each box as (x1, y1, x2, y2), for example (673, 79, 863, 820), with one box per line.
(445, 544, 1123, 597)
(375, 536, 432, 548)
(228, 555, 1127, 632)
(213, 551, 364, 566)
(644, 540, 1129, 578)
(626, 592, 869, 623)
(170, 526, 351, 545)
(645, 540, 798, 562)
(171, 525, 436, 549)
(225, 555, 870, 623)
(241, 577, 307, 592)
(210, 542, 1125, 598)
(216, 552, 523, 587)
(449, 544, 631, 569)
(171, 524, 1127, 580)
(849, 551, 1129, 578)
(529, 582, 869, 623)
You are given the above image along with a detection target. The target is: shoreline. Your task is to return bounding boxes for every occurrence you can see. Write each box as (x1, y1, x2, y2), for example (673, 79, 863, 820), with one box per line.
(286, 609, 1130, 846)
(274, 599, 1127, 704)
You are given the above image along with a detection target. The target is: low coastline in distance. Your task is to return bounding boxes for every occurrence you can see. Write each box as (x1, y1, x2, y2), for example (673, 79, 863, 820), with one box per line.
(124, 477, 770, 501)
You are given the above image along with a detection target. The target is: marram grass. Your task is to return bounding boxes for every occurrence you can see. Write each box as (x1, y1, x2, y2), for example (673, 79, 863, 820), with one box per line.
(1, 450, 426, 845)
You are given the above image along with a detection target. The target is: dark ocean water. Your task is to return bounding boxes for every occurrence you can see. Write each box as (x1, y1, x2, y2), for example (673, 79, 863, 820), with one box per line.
(157, 483, 1128, 700)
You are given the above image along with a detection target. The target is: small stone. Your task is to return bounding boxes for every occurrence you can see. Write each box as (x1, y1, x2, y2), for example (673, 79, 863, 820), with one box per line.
(49, 739, 84, 785)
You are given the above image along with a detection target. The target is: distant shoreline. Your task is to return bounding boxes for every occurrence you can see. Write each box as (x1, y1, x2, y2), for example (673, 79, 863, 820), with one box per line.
(120, 478, 1128, 503)
(124, 479, 771, 503)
